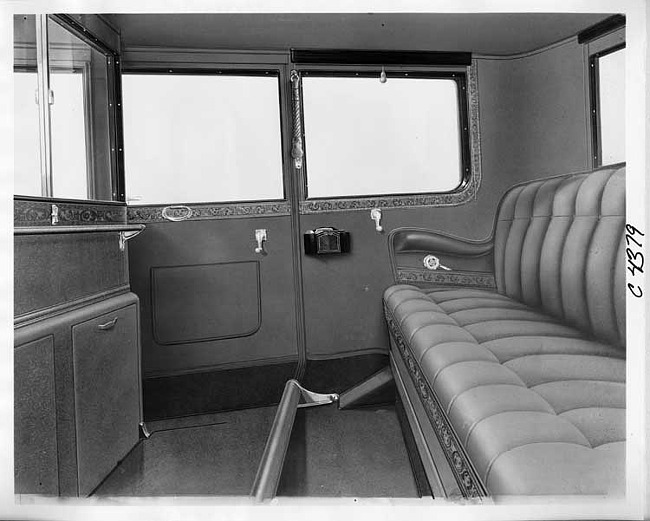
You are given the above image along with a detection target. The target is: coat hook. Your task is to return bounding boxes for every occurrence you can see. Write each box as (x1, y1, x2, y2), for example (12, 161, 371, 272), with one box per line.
(379, 66, 387, 84)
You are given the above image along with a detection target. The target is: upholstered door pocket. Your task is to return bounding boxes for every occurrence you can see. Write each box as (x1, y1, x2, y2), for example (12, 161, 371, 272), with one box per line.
(151, 261, 261, 345)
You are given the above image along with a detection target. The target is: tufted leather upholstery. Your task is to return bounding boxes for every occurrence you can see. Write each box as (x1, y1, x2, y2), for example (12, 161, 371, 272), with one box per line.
(384, 164, 625, 496)
(494, 165, 626, 347)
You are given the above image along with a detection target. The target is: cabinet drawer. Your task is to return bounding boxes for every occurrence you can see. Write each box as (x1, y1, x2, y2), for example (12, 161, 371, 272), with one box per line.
(72, 304, 140, 496)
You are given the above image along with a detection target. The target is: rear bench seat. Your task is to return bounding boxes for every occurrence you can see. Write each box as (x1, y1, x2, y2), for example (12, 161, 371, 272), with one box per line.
(384, 164, 626, 497)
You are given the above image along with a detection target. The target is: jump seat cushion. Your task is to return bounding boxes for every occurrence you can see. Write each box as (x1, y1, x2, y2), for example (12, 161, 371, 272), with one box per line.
(384, 164, 626, 496)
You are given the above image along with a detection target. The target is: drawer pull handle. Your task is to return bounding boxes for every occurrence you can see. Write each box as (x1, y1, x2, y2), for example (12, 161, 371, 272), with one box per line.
(98, 318, 118, 330)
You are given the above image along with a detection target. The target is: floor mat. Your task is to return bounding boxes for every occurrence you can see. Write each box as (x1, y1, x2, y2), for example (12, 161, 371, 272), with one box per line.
(93, 403, 417, 498)
(93, 407, 276, 496)
(277, 404, 418, 498)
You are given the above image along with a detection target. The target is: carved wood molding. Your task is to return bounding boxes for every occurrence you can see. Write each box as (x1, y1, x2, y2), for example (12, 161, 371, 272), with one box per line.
(396, 268, 496, 289)
(384, 304, 487, 498)
(14, 199, 126, 227)
(127, 201, 291, 223)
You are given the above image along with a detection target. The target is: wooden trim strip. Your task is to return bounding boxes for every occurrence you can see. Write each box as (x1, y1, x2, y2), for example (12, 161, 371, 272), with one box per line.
(392, 348, 451, 498)
(396, 268, 496, 289)
(384, 304, 487, 498)
(127, 201, 291, 223)
(15, 198, 127, 227)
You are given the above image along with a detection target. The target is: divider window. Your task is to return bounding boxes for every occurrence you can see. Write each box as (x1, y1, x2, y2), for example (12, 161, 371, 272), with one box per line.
(13, 14, 119, 201)
(590, 45, 625, 166)
(300, 71, 469, 199)
(122, 72, 284, 205)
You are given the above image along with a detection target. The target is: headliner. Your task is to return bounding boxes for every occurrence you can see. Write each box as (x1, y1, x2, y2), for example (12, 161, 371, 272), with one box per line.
(105, 13, 616, 56)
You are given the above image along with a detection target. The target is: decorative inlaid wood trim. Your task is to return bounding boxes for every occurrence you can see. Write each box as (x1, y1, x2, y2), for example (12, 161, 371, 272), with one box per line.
(127, 201, 291, 223)
(396, 268, 496, 289)
(384, 305, 487, 498)
(299, 62, 482, 214)
(14, 199, 126, 227)
(467, 59, 483, 201)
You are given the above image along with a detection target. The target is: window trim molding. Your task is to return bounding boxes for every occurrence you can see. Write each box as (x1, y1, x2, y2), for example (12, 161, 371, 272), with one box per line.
(297, 61, 482, 214)
(588, 42, 625, 168)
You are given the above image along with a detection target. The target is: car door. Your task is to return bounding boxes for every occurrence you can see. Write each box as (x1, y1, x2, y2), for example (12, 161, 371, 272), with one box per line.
(291, 60, 483, 386)
(122, 58, 303, 418)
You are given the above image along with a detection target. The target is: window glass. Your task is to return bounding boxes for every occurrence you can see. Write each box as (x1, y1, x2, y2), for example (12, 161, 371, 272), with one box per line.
(14, 15, 40, 197)
(122, 74, 284, 205)
(597, 48, 625, 165)
(302, 76, 462, 199)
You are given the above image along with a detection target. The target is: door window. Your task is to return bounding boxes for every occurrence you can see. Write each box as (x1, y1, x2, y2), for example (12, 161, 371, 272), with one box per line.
(122, 73, 285, 205)
(301, 74, 467, 199)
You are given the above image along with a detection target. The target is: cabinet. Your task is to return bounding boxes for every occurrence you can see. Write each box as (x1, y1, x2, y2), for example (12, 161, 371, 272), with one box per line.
(14, 292, 142, 496)
(72, 304, 140, 496)
(14, 221, 144, 496)
(14, 336, 58, 495)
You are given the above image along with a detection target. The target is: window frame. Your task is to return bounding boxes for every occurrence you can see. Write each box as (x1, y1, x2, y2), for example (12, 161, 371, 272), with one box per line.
(13, 14, 124, 203)
(296, 66, 473, 201)
(588, 42, 625, 168)
(120, 67, 289, 206)
(120, 49, 481, 219)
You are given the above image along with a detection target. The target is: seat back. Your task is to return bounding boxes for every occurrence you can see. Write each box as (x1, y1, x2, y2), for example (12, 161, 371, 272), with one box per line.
(493, 164, 626, 348)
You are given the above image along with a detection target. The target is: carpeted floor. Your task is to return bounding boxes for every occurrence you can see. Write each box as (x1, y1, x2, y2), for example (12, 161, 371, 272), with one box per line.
(278, 403, 418, 497)
(93, 403, 417, 498)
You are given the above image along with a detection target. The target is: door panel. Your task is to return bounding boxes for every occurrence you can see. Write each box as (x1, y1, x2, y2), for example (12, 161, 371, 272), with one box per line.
(300, 212, 394, 359)
(129, 215, 298, 378)
(299, 203, 497, 360)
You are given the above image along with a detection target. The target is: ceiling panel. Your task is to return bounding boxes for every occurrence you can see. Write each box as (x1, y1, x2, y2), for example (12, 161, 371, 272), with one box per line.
(104, 13, 615, 56)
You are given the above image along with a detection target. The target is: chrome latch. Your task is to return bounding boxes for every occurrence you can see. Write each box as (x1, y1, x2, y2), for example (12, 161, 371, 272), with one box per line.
(51, 204, 59, 225)
(370, 208, 383, 233)
(255, 229, 267, 255)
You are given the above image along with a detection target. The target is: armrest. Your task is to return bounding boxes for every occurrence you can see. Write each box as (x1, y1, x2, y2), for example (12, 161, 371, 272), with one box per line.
(390, 228, 493, 257)
(388, 227, 495, 287)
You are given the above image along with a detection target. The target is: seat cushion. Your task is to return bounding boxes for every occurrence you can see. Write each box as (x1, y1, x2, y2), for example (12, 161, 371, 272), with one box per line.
(384, 285, 625, 496)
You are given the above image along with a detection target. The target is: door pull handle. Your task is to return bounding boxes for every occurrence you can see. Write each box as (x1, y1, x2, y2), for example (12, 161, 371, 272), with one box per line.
(423, 255, 452, 271)
(98, 318, 118, 331)
(161, 205, 192, 222)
